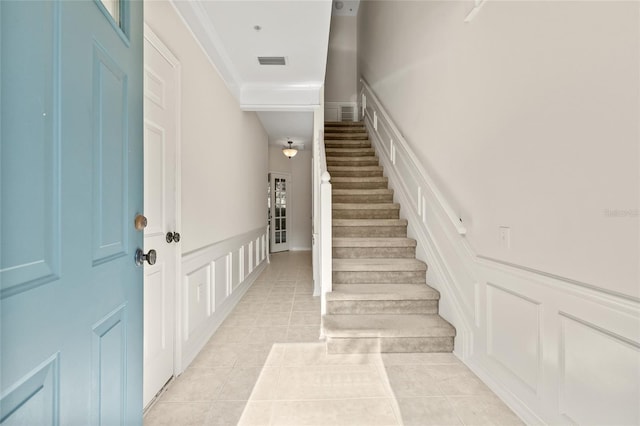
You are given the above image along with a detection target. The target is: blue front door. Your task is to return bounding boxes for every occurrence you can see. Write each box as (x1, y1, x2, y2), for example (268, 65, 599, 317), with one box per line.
(1, 0, 143, 424)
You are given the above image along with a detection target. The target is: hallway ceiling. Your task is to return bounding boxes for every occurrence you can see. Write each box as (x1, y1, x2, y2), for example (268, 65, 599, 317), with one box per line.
(171, 0, 332, 111)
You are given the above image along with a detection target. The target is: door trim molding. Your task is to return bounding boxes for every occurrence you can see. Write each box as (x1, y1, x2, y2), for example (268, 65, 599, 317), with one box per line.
(142, 23, 183, 378)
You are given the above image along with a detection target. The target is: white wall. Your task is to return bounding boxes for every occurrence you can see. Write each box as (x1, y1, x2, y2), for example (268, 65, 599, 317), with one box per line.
(144, 1, 269, 371)
(358, 2, 640, 424)
(358, 0, 639, 299)
(325, 15, 358, 103)
(145, 1, 268, 255)
(269, 147, 312, 251)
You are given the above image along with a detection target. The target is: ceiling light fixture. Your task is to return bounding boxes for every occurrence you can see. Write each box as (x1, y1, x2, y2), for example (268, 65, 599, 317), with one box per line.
(282, 140, 298, 159)
(335, 1, 344, 10)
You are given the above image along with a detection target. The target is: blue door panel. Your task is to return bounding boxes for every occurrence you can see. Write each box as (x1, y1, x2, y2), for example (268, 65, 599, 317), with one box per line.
(0, 0, 61, 297)
(1, 0, 143, 424)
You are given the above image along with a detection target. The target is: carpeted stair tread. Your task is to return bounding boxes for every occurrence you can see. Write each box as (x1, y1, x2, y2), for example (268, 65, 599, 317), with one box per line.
(329, 284, 440, 300)
(323, 314, 456, 338)
(332, 237, 416, 248)
(333, 219, 407, 227)
(333, 258, 427, 272)
(326, 156, 379, 162)
(333, 203, 399, 210)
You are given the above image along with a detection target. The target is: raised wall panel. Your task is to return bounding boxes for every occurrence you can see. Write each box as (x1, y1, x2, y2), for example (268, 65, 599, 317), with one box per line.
(91, 305, 127, 426)
(214, 255, 229, 310)
(143, 67, 165, 108)
(238, 246, 245, 284)
(486, 283, 540, 392)
(261, 235, 266, 261)
(0, 1, 61, 298)
(184, 265, 211, 339)
(142, 122, 165, 237)
(255, 238, 260, 266)
(232, 250, 241, 290)
(92, 43, 128, 265)
(560, 314, 640, 425)
(244, 244, 251, 278)
(0, 354, 60, 425)
(143, 264, 167, 363)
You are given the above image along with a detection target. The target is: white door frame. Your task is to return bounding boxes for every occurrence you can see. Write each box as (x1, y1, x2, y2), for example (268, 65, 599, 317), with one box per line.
(143, 23, 183, 383)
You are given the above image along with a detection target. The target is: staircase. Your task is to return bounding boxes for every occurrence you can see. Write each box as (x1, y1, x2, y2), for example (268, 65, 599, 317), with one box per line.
(322, 121, 456, 354)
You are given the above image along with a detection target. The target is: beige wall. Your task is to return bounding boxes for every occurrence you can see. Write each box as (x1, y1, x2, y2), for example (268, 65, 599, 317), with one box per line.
(325, 15, 358, 103)
(358, 1, 639, 298)
(145, 2, 268, 254)
(269, 147, 312, 251)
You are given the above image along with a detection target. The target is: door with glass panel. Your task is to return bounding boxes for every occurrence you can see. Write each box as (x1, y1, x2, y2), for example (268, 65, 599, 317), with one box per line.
(270, 173, 290, 252)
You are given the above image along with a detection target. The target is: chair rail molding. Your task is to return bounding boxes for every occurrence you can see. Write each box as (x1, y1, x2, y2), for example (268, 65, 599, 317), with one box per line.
(359, 77, 640, 426)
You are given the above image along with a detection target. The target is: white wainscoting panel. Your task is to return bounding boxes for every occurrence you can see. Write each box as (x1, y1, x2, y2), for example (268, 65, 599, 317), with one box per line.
(559, 314, 639, 425)
(360, 79, 640, 425)
(180, 227, 267, 371)
(486, 283, 541, 394)
(184, 264, 211, 340)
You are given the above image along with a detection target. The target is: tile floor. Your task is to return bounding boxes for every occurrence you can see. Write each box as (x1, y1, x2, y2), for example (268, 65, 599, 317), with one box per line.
(144, 251, 523, 426)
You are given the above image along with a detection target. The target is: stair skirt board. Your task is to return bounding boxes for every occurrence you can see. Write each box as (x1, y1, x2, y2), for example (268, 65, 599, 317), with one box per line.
(322, 121, 456, 354)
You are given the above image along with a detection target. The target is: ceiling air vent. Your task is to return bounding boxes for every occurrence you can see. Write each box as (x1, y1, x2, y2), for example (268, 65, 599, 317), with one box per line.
(258, 56, 286, 66)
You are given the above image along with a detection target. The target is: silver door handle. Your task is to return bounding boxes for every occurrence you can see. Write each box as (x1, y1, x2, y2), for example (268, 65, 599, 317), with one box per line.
(135, 249, 156, 266)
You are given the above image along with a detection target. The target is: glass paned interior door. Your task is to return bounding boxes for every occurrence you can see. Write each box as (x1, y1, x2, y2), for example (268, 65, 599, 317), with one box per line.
(270, 174, 289, 252)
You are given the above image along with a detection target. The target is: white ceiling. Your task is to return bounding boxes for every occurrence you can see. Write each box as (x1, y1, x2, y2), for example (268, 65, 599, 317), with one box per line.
(171, 0, 333, 111)
(257, 111, 314, 148)
(169, 1, 353, 149)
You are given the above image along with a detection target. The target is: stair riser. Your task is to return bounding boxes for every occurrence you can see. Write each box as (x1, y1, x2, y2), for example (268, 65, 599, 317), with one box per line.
(333, 247, 415, 259)
(333, 271, 426, 284)
(333, 225, 407, 238)
(332, 209, 399, 220)
(326, 337, 454, 354)
(325, 150, 375, 157)
(327, 300, 438, 315)
(325, 142, 371, 149)
(324, 134, 369, 140)
(327, 159, 380, 167)
(325, 128, 367, 133)
(328, 170, 383, 178)
(332, 194, 393, 203)
(332, 181, 388, 190)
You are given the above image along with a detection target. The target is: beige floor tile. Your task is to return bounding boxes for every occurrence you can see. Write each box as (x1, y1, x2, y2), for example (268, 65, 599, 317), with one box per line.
(246, 327, 289, 345)
(285, 326, 321, 343)
(385, 364, 444, 397)
(203, 400, 248, 426)
(423, 364, 493, 396)
(190, 345, 240, 368)
(381, 352, 461, 365)
(247, 366, 282, 400)
(270, 398, 400, 426)
(261, 301, 293, 313)
(234, 345, 283, 368)
(447, 395, 524, 425)
(292, 299, 321, 312)
(217, 366, 264, 401)
(144, 402, 211, 426)
(281, 342, 378, 366)
(274, 364, 391, 400)
(289, 310, 321, 326)
(222, 312, 259, 327)
(237, 401, 274, 426)
(213, 326, 254, 344)
(258, 311, 291, 326)
(161, 368, 231, 402)
(396, 397, 463, 425)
